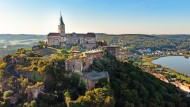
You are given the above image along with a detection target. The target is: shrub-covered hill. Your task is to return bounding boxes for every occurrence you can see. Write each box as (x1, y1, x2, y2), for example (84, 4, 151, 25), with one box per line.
(90, 52, 190, 107)
(96, 33, 190, 51)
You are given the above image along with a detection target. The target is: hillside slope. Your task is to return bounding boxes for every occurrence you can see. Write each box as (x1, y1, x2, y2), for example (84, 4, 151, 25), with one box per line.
(90, 52, 190, 107)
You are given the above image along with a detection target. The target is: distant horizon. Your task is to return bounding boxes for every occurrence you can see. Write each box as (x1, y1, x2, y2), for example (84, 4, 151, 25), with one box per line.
(1, 0, 190, 34)
(1, 33, 190, 35)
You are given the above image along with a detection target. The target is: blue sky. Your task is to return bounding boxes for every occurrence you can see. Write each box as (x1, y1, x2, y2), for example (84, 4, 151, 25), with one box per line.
(0, 0, 190, 34)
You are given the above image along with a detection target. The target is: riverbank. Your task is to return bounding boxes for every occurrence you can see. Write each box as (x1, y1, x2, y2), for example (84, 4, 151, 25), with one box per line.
(142, 55, 190, 83)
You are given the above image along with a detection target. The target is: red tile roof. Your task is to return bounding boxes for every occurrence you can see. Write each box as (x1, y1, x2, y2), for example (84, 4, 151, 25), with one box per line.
(183, 83, 190, 87)
(47, 33, 61, 36)
(152, 73, 164, 79)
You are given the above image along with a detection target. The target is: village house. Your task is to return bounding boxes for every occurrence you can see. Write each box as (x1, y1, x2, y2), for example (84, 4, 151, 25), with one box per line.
(181, 82, 190, 92)
(154, 68, 164, 72)
(182, 83, 190, 90)
(64, 49, 104, 77)
(65, 33, 96, 49)
(26, 82, 44, 101)
(83, 49, 104, 59)
(47, 33, 62, 46)
(82, 49, 104, 70)
(169, 81, 190, 92)
(102, 45, 120, 57)
(47, 13, 96, 49)
(171, 81, 182, 88)
(65, 58, 83, 74)
(153, 72, 190, 93)
(81, 71, 109, 90)
(152, 73, 169, 83)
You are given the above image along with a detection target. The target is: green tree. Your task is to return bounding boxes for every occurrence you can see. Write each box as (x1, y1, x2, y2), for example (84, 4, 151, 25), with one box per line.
(78, 80, 86, 95)
(70, 87, 114, 107)
(71, 73, 80, 86)
(30, 100, 37, 107)
(20, 77, 29, 89)
(95, 78, 109, 88)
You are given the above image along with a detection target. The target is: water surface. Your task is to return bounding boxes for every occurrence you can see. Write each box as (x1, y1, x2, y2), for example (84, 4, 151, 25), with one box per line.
(152, 56, 190, 76)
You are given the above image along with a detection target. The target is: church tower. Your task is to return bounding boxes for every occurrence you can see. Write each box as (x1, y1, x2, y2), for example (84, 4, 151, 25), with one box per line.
(58, 12, 65, 35)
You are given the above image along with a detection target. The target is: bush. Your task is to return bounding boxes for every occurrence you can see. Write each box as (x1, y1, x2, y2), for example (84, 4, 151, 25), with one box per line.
(30, 100, 37, 107)
(3, 90, 13, 99)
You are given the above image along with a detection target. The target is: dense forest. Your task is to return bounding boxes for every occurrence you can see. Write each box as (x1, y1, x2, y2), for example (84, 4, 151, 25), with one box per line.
(89, 52, 190, 107)
(96, 34, 190, 51)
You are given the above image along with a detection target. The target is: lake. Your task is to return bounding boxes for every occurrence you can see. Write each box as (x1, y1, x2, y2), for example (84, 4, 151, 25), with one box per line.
(152, 56, 190, 76)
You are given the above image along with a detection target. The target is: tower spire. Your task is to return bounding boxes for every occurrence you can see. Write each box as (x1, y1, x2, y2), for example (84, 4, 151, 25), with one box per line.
(58, 11, 65, 35)
(59, 11, 64, 25)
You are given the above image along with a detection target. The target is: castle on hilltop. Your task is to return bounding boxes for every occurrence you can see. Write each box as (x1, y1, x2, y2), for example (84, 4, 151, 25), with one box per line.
(47, 12, 96, 49)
